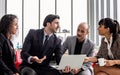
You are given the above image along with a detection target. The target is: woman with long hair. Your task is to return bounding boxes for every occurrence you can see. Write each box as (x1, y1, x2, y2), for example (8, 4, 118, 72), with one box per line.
(0, 14, 19, 75)
(85, 18, 120, 75)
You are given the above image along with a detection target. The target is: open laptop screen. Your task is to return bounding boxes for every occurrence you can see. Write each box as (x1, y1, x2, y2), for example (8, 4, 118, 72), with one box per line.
(58, 54, 86, 70)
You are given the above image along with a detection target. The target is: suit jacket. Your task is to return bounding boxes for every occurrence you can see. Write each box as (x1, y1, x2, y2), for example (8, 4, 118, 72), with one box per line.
(0, 33, 18, 75)
(61, 36, 94, 71)
(96, 34, 120, 60)
(20, 28, 62, 69)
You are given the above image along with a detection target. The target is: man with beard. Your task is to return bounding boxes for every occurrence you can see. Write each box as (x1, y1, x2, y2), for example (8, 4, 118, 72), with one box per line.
(20, 14, 62, 75)
(61, 22, 94, 75)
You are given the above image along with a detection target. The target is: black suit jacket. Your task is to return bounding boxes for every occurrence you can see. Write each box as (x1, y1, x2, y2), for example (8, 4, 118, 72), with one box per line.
(20, 28, 62, 69)
(0, 33, 18, 75)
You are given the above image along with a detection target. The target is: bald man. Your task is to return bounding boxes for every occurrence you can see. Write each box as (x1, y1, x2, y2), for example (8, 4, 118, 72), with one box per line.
(61, 22, 94, 75)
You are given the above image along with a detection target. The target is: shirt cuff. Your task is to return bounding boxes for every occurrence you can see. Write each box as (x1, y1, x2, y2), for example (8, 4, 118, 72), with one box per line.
(28, 56, 33, 64)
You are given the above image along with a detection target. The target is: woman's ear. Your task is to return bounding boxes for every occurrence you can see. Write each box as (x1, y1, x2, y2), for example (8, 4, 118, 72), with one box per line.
(107, 27, 110, 33)
(46, 22, 50, 26)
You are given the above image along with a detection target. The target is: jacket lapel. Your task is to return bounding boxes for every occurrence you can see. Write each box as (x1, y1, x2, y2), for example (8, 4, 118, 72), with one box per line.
(81, 39, 88, 54)
(6, 39, 14, 57)
(42, 35, 55, 55)
(71, 36, 77, 54)
(37, 29, 44, 47)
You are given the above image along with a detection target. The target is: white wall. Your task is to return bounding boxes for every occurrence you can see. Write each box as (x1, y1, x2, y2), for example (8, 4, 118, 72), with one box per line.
(0, 0, 5, 18)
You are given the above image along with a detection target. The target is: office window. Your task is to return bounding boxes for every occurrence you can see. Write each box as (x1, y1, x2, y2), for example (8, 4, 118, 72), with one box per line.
(73, 0, 87, 35)
(0, 0, 5, 18)
(7, 0, 22, 48)
(40, 0, 55, 28)
(24, 0, 39, 40)
(57, 0, 71, 32)
(6, 0, 119, 47)
(118, 0, 120, 22)
(109, 0, 114, 18)
(56, 0, 71, 42)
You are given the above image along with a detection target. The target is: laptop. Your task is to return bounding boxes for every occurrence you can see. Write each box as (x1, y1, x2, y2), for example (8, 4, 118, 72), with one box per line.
(57, 54, 86, 70)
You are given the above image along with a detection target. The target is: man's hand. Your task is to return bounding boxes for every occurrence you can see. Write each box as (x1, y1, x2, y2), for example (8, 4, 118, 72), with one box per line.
(31, 56, 39, 63)
(31, 56, 46, 63)
(84, 57, 90, 62)
(71, 69, 81, 74)
(62, 66, 71, 73)
(38, 56, 46, 63)
(13, 73, 19, 75)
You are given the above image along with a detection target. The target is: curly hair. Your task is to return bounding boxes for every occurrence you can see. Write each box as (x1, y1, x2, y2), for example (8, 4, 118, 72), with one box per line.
(0, 14, 18, 35)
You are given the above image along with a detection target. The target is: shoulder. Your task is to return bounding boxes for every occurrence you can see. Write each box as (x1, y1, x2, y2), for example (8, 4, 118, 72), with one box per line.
(27, 29, 36, 35)
(86, 38, 94, 44)
(0, 33, 6, 47)
(115, 34, 120, 42)
(116, 34, 120, 39)
(0, 33, 6, 42)
(28, 28, 44, 35)
(85, 38, 95, 46)
(66, 36, 76, 40)
(53, 34, 61, 44)
(29, 29, 41, 33)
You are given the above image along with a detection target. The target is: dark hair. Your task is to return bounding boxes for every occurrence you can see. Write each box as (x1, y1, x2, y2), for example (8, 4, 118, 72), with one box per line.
(99, 18, 120, 34)
(0, 14, 17, 35)
(43, 14, 60, 27)
(98, 18, 120, 43)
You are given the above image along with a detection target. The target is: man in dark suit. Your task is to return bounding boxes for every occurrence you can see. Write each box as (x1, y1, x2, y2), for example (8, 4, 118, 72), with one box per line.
(61, 22, 95, 75)
(20, 14, 62, 75)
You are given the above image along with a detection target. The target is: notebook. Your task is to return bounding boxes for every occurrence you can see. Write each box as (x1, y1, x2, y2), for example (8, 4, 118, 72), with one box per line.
(58, 54, 86, 70)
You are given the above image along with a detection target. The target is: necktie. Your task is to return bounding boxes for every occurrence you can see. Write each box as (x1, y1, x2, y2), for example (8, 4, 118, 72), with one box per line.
(43, 35, 49, 46)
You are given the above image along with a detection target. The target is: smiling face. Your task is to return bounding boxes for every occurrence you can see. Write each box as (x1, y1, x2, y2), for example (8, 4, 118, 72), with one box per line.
(77, 23, 89, 42)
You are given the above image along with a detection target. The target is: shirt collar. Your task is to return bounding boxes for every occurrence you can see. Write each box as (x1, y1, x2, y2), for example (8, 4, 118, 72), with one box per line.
(44, 30, 53, 38)
(104, 35, 113, 44)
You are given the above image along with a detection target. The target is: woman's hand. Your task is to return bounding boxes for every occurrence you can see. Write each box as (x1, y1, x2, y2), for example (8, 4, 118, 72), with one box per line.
(105, 60, 116, 66)
(84, 57, 97, 63)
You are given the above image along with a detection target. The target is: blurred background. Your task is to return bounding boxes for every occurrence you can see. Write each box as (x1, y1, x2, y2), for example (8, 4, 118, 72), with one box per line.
(0, 0, 120, 49)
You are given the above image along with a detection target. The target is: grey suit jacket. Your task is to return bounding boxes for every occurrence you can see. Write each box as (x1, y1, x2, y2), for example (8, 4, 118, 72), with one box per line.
(61, 36, 94, 71)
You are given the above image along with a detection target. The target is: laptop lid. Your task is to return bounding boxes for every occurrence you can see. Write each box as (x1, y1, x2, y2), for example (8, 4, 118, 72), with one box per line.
(58, 54, 86, 70)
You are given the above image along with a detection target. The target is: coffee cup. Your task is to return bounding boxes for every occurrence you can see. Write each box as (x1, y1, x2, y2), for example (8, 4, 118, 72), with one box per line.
(98, 58, 106, 66)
